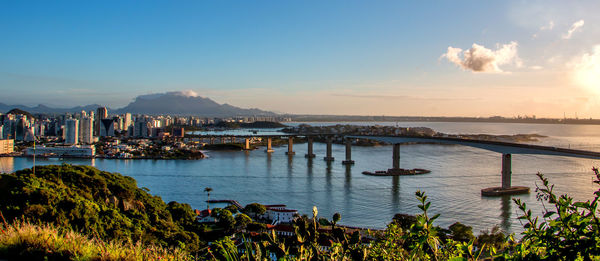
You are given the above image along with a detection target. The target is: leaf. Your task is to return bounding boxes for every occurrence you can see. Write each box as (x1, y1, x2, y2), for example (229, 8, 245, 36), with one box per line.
(544, 211, 556, 218)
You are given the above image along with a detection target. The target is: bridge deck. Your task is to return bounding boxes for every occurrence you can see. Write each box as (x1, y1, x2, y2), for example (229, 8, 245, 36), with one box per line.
(187, 133, 600, 159)
(347, 135, 600, 160)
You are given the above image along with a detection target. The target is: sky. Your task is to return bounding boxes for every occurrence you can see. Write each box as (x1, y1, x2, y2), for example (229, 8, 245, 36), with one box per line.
(1, 1, 599, 118)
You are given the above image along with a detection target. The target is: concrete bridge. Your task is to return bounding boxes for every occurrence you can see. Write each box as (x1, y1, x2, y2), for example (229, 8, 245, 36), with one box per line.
(192, 133, 600, 196)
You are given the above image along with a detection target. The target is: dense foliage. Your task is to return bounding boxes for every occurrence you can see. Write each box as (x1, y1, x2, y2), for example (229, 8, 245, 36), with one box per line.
(0, 164, 204, 252)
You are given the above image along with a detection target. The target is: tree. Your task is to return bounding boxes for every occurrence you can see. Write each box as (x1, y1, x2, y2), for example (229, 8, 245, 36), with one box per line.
(216, 209, 236, 232)
(242, 203, 266, 216)
(224, 204, 239, 214)
(203, 187, 212, 209)
(332, 212, 341, 228)
(167, 201, 196, 226)
(235, 213, 252, 229)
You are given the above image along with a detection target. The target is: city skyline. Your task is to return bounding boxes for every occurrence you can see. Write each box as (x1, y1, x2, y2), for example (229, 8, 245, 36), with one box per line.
(2, 1, 600, 118)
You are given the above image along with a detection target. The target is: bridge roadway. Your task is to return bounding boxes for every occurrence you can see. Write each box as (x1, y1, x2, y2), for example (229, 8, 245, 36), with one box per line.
(191, 133, 600, 196)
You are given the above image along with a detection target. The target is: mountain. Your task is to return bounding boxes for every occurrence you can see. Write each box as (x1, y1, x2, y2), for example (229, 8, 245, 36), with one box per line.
(1, 92, 275, 116)
(0, 103, 105, 115)
(115, 92, 274, 116)
(6, 108, 35, 119)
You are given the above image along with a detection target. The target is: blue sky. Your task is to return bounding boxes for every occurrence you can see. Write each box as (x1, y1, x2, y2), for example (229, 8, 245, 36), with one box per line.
(1, 1, 599, 117)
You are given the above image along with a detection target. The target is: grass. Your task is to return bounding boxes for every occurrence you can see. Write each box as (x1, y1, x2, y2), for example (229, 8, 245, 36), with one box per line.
(0, 213, 194, 261)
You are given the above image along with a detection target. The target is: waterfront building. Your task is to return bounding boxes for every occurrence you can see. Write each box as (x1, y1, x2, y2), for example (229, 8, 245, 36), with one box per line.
(0, 139, 14, 154)
(79, 117, 94, 144)
(25, 145, 95, 157)
(256, 205, 299, 224)
(65, 119, 79, 145)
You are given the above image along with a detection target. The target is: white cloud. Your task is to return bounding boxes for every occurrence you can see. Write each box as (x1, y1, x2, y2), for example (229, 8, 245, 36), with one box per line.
(540, 21, 555, 31)
(441, 42, 522, 73)
(563, 20, 584, 39)
(571, 45, 600, 91)
(169, 90, 200, 97)
(533, 21, 554, 38)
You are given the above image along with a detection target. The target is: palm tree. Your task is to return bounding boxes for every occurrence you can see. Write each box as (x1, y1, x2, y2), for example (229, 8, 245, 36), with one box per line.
(204, 187, 213, 210)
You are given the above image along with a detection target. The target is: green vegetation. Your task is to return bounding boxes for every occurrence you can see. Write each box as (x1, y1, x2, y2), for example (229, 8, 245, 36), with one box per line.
(0, 218, 192, 261)
(0, 164, 205, 253)
(2, 164, 600, 260)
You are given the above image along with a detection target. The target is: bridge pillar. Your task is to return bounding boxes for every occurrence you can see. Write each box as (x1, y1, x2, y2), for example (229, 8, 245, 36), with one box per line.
(286, 136, 295, 155)
(502, 153, 511, 189)
(481, 153, 529, 196)
(221, 137, 226, 144)
(265, 137, 274, 153)
(243, 138, 251, 150)
(324, 137, 335, 161)
(392, 143, 400, 169)
(342, 139, 355, 164)
(231, 136, 236, 144)
(305, 137, 316, 158)
(210, 137, 214, 145)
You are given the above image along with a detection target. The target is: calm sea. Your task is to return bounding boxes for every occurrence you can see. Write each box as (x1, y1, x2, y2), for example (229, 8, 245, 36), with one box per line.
(2, 121, 600, 235)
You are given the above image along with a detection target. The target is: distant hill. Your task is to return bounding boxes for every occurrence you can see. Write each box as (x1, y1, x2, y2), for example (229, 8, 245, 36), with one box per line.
(0, 103, 105, 115)
(114, 91, 274, 116)
(6, 108, 35, 118)
(0, 91, 275, 117)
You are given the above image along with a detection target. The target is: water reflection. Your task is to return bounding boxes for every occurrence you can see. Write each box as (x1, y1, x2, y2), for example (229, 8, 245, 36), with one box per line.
(325, 160, 333, 211)
(244, 150, 250, 174)
(500, 195, 512, 232)
(344, 164, 352, 192)
(391, 176, 400, 214)
(287, 155, 294, 175)
(344, 164, 353, 215)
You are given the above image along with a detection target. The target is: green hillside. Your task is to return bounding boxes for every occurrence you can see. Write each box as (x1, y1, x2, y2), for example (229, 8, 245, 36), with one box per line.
(0, 164, 203, 252)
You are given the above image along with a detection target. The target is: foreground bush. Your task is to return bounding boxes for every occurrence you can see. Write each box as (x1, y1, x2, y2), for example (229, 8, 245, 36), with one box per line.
(0, 217, 192, 261)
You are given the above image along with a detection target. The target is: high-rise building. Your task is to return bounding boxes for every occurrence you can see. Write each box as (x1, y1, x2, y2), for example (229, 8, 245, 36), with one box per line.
(97, 107, 108, 119)
(65, 119, 79, 144)
(95, 107, 108, 136)
(23, 126, 35, 142)
(134, 121, 149, 138)
(99, 119, 115, 137)
(124, 113, 132, 131)
(79, 117, 94, 144)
